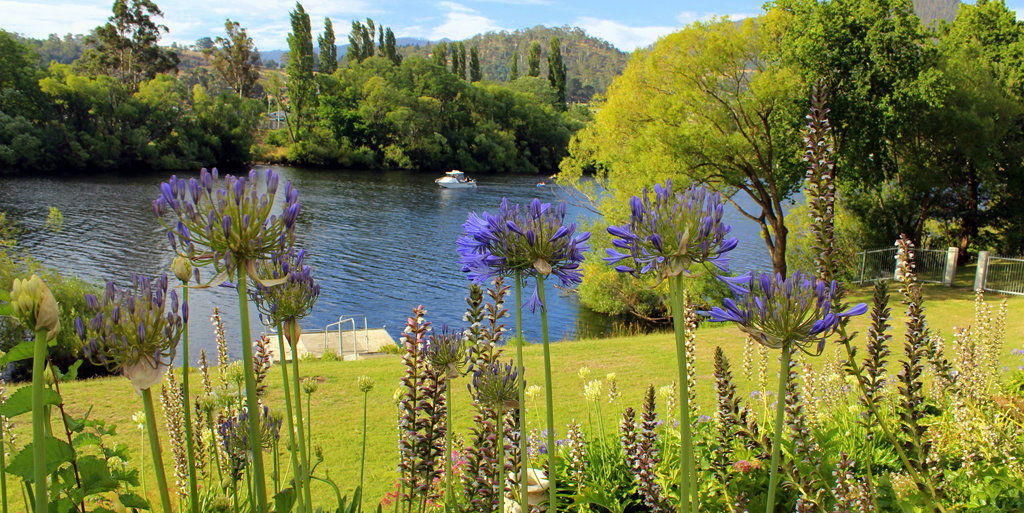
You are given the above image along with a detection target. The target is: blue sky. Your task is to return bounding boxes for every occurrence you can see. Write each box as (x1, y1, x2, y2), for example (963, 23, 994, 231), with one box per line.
(0, 0, 765, 51)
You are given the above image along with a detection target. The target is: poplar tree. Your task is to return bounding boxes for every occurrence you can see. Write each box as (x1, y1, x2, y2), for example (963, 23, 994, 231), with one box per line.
(433, 41, 448, 67)
(286, 2, 315, 141)
(469, 46, 482, 81)
(509, 49, 519, 80)
(318, 17, 337, 73)
(548, 37, 566, 109)
(383, 28, 401, 64)
(527, 40, 541, 77)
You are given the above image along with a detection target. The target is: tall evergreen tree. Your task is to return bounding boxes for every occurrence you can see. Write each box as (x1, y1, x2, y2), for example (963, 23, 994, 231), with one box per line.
(432, 41, 448, 67)
(286, 2, 315, 141)
(469, 46, 482, 81)
(527, 40, 542, 77)
(548, 37, 566, 109)
(347, 20, 363, 63)
(78, 0, 178, 91)
(509, 49, 519, 80)
(383, 28, 401, 64)
(450, 41, 461, 75)
(318, 17, 337, 73)
(458, 42, 468, 79)
(209, 19, 261, 97)
(362, 19, 376, 58)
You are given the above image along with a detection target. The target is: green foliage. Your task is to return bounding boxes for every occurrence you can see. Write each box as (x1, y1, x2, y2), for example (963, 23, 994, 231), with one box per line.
(319, 17, 338, 74)
(784, 199, 867, 280)
(277, 56, 578, 173)
(75, 0, 178, 91)
(469, 47, 482, 82)
(527, 41, 542, 77)
(547, 37, 566, 109)
(287, 2, 316, 141)
(209, 20, 261, 97)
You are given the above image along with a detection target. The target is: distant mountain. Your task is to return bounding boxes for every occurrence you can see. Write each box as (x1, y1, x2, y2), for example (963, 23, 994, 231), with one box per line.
(913, 0, 960, 26)
(409, 26, 629, 100)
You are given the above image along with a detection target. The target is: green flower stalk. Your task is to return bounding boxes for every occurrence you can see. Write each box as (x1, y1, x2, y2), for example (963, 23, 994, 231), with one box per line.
(10, 274, 60, 513)
(424, 328, 467, 510)
(606, 181, 737, 513)
(76, 273, 184, 513)
(357, 375, 375, 510)
(172, 256, 201, 513)
(154, 168, 301, 513)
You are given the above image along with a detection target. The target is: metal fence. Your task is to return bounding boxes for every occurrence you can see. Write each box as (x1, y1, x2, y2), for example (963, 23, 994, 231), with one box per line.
(855, 247, 950, 284)
(976, 253, 1024, 296)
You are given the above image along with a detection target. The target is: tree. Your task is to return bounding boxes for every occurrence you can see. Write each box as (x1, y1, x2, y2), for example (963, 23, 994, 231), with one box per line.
(319, 17, 337, 74)
(509, 49, 519, 80)
(194, 36, 214, 50)
(286, 2, 316, 141)
(547, 37, 566, 109)
(382, 28, 401, 65)
(209, 20, 260, 97)
(469, 46, 482, 81)
(527, 40, 541, 77)
(450, 42, 462, 77)
(77, 0, 178, 91)
(432, 41, 448, 68)
(560, 16, 807, 275)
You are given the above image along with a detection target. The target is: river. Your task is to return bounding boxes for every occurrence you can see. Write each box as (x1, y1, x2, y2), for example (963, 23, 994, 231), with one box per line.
(1, 166, 773, 361)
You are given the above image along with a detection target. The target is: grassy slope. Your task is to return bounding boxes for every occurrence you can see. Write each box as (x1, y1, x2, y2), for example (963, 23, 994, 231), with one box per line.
(14, 284, 1023, 509)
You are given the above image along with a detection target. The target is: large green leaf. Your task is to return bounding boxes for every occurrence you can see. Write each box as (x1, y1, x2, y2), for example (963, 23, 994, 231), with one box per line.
(118, 492, 150, 510)
(0, 341, 35, 366)
(0, 385, 62, 418)
(6, 436, 75, 481)
(76, 455, 119, 495)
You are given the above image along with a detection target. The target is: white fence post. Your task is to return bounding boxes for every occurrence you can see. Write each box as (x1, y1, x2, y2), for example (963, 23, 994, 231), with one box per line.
(943, 247, 958, 287)
(974, 250, 990, 291)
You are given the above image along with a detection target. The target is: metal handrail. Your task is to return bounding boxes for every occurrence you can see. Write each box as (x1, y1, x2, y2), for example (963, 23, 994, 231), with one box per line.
(324, 314, 371, 356)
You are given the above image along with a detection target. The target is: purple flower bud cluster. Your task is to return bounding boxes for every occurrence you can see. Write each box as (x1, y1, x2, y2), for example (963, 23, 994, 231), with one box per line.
(425, 326, 468, 379)
(251, 248, 320, 326)
(76, 273, 184, 382)
(605, 181, 738, 278)
(703, 271, 867, 354)
(457, 198, 590, 287)
(152, 168, 300, 275)
(470, 360, 520, 410)
(217, 405, 282, 481)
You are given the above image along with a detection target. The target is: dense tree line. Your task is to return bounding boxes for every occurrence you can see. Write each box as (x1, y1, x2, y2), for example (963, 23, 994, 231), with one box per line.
(0, 0, 261, 173)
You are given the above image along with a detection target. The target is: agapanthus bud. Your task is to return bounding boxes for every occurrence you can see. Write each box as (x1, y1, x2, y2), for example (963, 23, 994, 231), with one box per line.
(10, 274, 60, 340)
(357, 375, 376, 393)
(171, 256, 193, 283)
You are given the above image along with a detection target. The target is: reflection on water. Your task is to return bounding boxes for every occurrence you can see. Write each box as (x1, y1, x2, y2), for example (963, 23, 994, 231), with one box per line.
(0, 167, 772, 360)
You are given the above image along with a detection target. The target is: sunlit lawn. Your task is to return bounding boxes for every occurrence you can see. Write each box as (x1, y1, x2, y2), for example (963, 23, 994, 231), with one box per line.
(12, 283, 1023, 510)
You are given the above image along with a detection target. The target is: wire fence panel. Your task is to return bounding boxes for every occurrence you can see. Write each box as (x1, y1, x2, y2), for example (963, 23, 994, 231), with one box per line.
(983, 256, 1024, 296)
(855, 247, 947, 284)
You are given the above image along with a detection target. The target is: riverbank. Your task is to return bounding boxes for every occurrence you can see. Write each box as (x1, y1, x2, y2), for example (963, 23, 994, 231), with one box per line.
(8, 284, 1022, 508)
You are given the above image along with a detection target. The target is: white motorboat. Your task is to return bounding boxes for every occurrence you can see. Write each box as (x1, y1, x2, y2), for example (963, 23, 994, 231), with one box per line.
(435, 170, 477, 189)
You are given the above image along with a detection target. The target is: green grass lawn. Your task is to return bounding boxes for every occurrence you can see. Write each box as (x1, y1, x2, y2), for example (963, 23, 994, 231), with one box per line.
(13, 283, 1024, 510)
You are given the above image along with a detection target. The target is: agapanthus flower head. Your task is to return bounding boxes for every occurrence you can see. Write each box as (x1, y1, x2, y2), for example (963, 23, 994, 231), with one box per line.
(470, 360, 520, 410)
(76, 273, 184, 391)
(10, 274, 60, 340)
(702, 271, 867, 354)
(605, 181, 738, 279)
(251, 248, 320, 327)
(457, 198, 590, 286)
(218, 405, 282, 479)
(424, 326, 468, 379)
(152, 168, 300, 282)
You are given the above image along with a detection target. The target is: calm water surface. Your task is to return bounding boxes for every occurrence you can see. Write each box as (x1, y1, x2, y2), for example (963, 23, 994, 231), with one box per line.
(1, 166, 772, 360)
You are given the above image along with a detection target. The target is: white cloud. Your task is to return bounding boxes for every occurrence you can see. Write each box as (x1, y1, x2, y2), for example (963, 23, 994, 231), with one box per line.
(573, 17, 676, 51)
(0, 1, 110, 36)
(398, 1, 504, 41)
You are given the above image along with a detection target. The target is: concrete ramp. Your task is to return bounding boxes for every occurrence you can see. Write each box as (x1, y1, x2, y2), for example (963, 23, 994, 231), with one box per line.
(266, 328, 396, 361)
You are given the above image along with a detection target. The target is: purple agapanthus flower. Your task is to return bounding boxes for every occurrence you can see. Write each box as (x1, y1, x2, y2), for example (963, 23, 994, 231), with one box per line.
(702, 271, 868, 353)
(605, 181, 738, 278)
(152, 168, 300, 280)
(251, 248, 320, 327)
(456, 198, 591, 287)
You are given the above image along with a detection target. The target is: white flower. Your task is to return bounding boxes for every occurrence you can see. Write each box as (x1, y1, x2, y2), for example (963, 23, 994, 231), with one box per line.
(123, 358, 170, 392)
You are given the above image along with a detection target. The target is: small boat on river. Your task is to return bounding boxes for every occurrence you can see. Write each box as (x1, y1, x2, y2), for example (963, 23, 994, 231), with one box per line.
(435, 170, 477, 189)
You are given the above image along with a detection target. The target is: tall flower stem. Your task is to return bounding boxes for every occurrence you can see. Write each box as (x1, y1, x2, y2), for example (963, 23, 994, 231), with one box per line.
(291, 341, 314, 512)
(514, 272, 529, 513)
(141, 387, 174, 513)
(765, 342, 792, 513)
(497, 407, 505, 513)
(180, 286, 200, 513)
(444, 383, 454, 511)
(359, 389, 369, 512)
(535, 275, 556, 513)
(1, 415, 8, 513)
(30, 329, 48, 513)
(669, 277, 696, 513)
(276, 329, 305, 512)
(236, 267, 269, 513)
